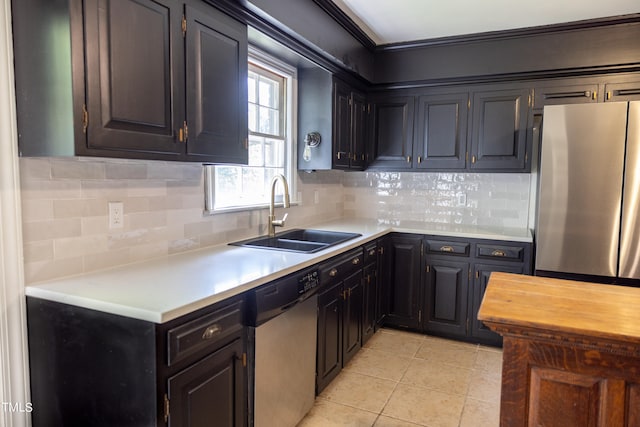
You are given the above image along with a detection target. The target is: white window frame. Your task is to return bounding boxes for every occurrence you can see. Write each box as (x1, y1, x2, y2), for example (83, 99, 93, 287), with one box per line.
(204, 47, 298, 214)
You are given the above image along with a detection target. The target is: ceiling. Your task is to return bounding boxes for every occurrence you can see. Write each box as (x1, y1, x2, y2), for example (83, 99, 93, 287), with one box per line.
(331, 0, 640, 45)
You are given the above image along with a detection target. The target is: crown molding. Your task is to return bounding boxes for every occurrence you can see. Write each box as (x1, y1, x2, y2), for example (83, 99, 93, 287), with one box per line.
(310, 0, 376, 51)
(376, 13, 640, 51)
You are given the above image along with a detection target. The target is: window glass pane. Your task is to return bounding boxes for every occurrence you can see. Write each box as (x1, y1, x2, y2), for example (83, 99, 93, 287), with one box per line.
(248, 74, 257, 104)
(264, 138, 284, 168)
(248, 103, 257, 133)
(258, 106, 279, 135)
(248, 135, 264, 167)
(242, 167, 266, 201)
(258, 77, 279, 109)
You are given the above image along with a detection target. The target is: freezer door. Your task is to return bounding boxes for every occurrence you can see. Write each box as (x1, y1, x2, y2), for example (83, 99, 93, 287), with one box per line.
(619, 101, 640, 279)
(536, 102, 628, 277)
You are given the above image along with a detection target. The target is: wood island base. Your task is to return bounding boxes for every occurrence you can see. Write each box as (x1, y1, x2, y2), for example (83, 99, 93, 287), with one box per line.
(478, 272, 640, 427)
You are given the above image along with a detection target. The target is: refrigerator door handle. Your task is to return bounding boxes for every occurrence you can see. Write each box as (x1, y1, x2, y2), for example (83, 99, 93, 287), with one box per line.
(619, 101, 640, 279)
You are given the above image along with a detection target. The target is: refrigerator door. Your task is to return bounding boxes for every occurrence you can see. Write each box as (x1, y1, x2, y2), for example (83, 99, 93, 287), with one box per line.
(536, 102, 628, 277)
(619, 101, 640, 279)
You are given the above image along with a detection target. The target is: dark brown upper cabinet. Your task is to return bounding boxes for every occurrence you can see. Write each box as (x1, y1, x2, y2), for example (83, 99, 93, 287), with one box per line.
(604, 81, 640, 102)
(368, 94, 415, 169)
(82, 0, 184, 157)
(333, 79, 367, 170)
(13, 0, 248, 163)
(414, 92, 469, 170)
(184, 3, 248, 163)
(469, 87, 532, 171)
(533, 82, 599, 108)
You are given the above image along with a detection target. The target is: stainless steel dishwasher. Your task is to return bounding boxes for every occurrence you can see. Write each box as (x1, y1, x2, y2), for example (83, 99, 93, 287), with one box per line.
(249, 267, 319, 427)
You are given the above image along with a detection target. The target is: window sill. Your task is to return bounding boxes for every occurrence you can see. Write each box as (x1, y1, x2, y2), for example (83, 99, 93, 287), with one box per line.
(203, 201, 300, 216)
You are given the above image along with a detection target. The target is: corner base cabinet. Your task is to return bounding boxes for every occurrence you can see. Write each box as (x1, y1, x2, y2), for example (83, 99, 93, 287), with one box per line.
(384, 233, 532, 347)
(26, 296, 247, 427)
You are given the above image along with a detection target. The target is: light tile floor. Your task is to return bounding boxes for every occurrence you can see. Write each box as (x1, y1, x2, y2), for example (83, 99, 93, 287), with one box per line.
(298, 328, 502, 427)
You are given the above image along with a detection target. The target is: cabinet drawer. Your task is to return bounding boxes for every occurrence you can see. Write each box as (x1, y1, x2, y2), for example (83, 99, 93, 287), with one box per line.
(167, 299, 243, 366)
(319, 248, 364, 284)
(425, 239, 470, 256)
(364, 242, 378, 265)
(476, 244, 524, 261)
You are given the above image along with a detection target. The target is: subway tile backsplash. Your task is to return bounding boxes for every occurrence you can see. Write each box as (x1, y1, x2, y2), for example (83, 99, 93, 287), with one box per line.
(343, 171, 531, 228)
(19, 158, 530, 284)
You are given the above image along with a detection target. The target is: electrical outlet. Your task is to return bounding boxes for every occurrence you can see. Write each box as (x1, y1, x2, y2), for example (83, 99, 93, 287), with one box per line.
(457, 193, 467, 207)
(314, 190, 320, 204)
(108, 202, 124, 229)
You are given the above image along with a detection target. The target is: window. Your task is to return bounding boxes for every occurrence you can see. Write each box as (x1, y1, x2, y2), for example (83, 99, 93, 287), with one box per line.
(205, 49, 296, 213)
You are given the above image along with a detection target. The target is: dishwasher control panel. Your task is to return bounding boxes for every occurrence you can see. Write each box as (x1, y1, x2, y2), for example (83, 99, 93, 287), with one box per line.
(298, 270, 319, 296)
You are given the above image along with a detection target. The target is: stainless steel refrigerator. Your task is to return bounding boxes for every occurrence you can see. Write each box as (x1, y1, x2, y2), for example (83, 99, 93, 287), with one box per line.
(535, 101, 640, 281)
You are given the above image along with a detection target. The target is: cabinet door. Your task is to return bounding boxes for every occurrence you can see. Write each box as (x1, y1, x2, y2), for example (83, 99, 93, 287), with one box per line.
(343, 271, 363, 365)
(471, 264, 524, 346)
(351, 91, 368, 170)
(185, 4, 248, 163)
(167, 337, 246, 427)
(333, 80, 351, 168)
(415, 93, 468, 170)
(605, 81, 640, 101)
(376, 237, 391, 328)
(424, 258, 469, 338)
(386, 234, 423, 329)
(470, 88, 531, 171)
(316, 282, 343, 393)
(368, 95, 415, 169)
(533, 83, 599, 108)
(83, 0, 184, 157)
(362, 263, 377, 345)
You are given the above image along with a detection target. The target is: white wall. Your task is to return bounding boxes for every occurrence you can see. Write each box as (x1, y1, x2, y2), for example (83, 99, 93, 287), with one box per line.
(0, 0, 31, 424)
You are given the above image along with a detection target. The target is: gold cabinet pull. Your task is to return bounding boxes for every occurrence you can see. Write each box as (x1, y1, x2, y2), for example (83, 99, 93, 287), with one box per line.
(440, 245, 454, 252)
(82, 104, 88, 133)
(406, 156, 412, 163)
(352, 257, 360, 265)
(491, 249, 506, 257)
(202, 324, 222, 340)
(471, 155, 477, 164)
(417, 155, 423, 164)
(329, 268, 338, 277)
(368, 249, 376, 256)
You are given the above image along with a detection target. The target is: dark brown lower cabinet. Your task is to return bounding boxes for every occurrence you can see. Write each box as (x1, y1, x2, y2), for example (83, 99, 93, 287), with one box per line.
(167, 338, 245, 427)
(382, 233, 532, 347)
(342, 271, 363, 365)
(423, 258, 469, 339)
(362, 262, 378, 344)
(385, 234, 423, 329)
(316, 248, 364, 394)
(26, 296, 247, 427)
(471, 264, 524, 346)
(316, 281, 344, 393)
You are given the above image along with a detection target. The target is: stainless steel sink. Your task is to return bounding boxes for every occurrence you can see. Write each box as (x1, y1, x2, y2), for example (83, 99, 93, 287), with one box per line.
(230, 229, 361, 253)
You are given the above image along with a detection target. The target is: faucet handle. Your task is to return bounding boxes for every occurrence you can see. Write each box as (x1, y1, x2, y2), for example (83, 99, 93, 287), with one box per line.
(272, 212, 288, 228)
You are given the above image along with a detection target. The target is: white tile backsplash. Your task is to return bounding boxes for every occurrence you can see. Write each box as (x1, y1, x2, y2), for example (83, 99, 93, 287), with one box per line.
(19, 158, 531, 284)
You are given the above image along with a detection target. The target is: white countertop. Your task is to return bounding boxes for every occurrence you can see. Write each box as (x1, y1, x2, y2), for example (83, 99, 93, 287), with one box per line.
(25, 219, 532, 323)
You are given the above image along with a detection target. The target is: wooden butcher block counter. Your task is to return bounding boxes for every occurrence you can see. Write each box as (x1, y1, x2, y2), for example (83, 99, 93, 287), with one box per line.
(478, 272, 640, 427)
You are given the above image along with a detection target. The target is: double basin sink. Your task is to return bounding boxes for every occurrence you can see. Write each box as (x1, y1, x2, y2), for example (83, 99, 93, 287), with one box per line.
(230, 229, 362, 253)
